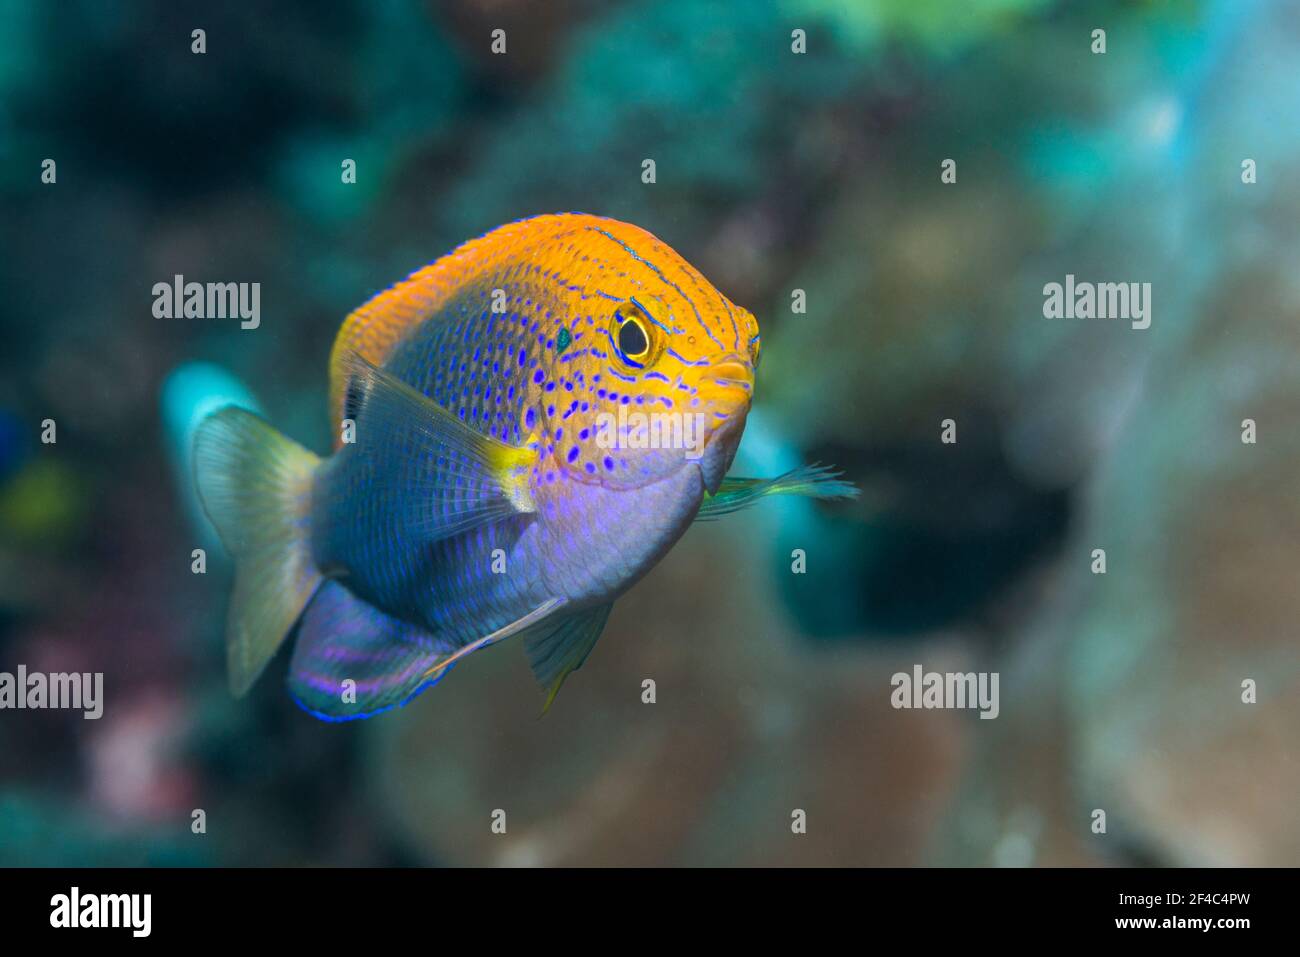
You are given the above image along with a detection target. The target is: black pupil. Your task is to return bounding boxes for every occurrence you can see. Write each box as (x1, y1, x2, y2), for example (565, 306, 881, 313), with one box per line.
(618, 319, 648, 357)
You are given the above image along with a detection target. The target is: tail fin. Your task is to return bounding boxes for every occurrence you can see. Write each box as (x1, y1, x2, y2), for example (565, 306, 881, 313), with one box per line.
(193, 407, 323, 696)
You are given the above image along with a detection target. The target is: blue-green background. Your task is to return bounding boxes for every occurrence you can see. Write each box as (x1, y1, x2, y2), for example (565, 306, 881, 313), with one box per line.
(1, 0, 1297, 866)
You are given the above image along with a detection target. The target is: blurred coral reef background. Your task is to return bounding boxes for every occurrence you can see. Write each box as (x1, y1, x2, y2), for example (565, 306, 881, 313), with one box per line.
(1, 0, 1297, 866)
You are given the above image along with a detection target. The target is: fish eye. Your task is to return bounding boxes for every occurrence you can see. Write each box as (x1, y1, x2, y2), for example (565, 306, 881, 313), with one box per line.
(616, 315, 650, 361)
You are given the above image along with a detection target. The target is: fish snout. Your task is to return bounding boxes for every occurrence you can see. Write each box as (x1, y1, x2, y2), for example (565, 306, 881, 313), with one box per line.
(699, 353, 754, 404)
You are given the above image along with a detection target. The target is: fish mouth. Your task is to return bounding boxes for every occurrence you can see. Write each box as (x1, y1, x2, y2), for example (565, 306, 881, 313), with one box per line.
(708, 361, 752, 388)
(693, 355, 752, 493)
(699, 354, 754, 404)
(702, 356, 754, 390)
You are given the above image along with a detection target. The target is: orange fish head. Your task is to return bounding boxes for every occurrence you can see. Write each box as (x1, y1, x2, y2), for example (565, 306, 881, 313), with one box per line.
(542, 289, 758, 495)
(516, 216, 760, 494)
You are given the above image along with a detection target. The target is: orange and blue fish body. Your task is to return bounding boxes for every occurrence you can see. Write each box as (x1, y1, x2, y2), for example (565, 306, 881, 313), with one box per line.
(194, 214, 855, 720)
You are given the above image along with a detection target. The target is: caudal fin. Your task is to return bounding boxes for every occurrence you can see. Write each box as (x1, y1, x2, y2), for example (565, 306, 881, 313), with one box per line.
(193, 406, 322, 696)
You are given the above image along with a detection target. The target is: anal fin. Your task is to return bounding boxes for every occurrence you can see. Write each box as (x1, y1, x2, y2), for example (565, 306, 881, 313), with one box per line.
(290, 582, 570, 722)
(289, 581, 454, 721)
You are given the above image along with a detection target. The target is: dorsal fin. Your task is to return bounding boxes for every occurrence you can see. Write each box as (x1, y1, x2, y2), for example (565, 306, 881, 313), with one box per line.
(328, 213, 616, 444)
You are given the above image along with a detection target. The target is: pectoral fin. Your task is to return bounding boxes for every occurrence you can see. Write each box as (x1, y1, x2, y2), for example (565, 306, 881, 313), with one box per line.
(695, 463, 858, 520)
(341, 351, 538, 537)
